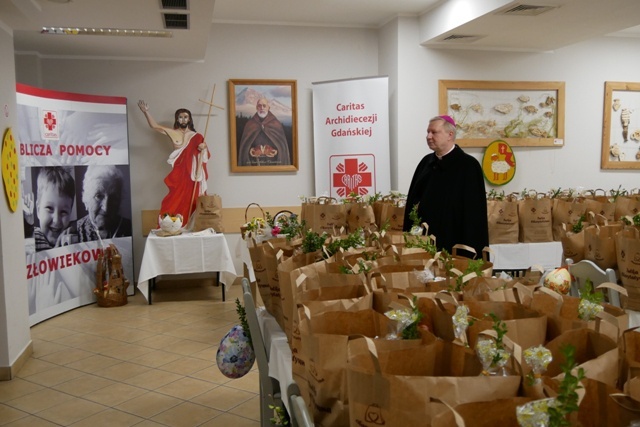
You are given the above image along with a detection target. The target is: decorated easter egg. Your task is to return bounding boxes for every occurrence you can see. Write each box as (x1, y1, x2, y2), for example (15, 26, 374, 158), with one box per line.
(543, 267, 571, 295)
(216, 325, 255, 379)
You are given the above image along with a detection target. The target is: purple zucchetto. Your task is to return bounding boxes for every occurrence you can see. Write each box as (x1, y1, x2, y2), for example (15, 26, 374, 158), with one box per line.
(439, 115, 456, 127)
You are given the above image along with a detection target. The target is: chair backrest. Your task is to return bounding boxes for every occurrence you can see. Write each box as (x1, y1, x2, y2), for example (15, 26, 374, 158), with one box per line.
(241, 278, 270, 372)
(567, 259, 620, 306)
(287, 381, 314, 427)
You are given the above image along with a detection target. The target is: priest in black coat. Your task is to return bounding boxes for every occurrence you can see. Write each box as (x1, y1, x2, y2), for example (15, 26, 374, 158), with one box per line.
(403, 115, 489, 258)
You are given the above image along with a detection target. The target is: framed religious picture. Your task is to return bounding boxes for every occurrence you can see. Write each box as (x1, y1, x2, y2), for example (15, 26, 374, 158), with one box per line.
(439, 80, 565, 148)
(601, 81, 640, 169)
(228, 79, 299, 173)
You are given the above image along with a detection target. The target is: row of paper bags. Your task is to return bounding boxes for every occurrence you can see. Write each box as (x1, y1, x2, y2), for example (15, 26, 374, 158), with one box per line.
(245, 236, 640, 426)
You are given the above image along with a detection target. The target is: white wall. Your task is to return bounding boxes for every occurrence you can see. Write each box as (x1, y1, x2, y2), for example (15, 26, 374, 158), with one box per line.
(13, 18, 640, 283)
(393, 17, 639, 195)
(0, 27, 31, 372)
(16, 24, 379, 279)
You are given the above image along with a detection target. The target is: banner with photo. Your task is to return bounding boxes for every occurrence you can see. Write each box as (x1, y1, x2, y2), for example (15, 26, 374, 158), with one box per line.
(16, 84, 133, 326)
(311, 76, 390, 198)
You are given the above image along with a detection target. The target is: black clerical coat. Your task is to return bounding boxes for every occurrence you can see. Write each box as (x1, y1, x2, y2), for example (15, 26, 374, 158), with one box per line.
(403, 145, 489, 258)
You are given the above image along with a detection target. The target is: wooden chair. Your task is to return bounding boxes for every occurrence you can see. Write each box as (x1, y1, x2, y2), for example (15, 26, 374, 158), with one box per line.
(566, 258, 622, 307)
(241, 278, 283, 426)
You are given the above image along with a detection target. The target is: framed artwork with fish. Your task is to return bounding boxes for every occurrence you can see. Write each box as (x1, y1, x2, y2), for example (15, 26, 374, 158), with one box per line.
(228, 79, 298, 173)
(438, 80, 565, 148)
(601, 81, 640, 169)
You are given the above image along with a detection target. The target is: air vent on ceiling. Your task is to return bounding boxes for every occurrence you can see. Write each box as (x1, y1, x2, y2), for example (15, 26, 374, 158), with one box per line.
(163, 13, 188, 29)
(160, 0, 187, 10)
(498, 4, 557, 16)
(440, 34, 485, 43)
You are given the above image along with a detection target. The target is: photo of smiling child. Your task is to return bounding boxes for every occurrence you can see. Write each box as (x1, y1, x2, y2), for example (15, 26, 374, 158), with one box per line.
(31, 166, 78, 251)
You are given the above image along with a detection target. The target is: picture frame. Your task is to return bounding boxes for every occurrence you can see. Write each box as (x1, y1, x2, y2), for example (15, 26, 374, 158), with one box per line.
(601, 81, 640, 169)
(438, 80, 565, 148)
(228, 79, 298, 173)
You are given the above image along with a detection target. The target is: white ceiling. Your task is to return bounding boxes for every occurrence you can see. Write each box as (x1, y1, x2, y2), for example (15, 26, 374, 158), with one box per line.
(2, 0, 640, 62)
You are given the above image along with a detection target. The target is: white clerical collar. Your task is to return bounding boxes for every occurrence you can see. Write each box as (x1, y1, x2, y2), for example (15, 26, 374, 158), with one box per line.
(436, 145, 455, 160)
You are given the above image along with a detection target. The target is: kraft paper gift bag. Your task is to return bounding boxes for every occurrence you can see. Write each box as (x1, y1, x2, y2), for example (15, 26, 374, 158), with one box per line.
(278, 250, 324, 342)
(616, 226, 640, 311)
(530, 285, 628, 343)
(560, 222, 585, 263)
(378, 201, 406, 232)
(246, 238, 273, 312)
(584, 188, 616, 222)
(584, 221, 623, 270)
(299, 309, 399, 426)
(347, 336, 521, 427)
(615, 192, 640, 220)
(552, 196, 586, 242)
(487, 193, 519, 244)
(431, 397, 534, 427)
(346, 201, 377, 233)
(518, 193, 553, 242)
(300, 196, 348, 234)
(431, 297, 547, 360)
(545, 326, 619, 387)
(192, 194, 224, 232)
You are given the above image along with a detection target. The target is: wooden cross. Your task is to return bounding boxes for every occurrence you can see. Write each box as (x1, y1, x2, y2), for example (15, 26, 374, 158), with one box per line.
(198, 84, 224, 141)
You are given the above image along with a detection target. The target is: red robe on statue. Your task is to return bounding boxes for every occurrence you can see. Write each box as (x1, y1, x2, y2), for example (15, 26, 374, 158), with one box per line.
(160, 132, 209, 221)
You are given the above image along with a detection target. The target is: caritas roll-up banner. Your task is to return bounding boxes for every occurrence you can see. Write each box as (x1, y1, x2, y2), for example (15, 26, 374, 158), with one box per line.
(312, 76, 390, 198)
(16, 84, 133, 326)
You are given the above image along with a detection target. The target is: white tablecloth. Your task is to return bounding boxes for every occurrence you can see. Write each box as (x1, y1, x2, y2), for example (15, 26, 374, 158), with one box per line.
(235, 237, 256, 282)
(489, 242, 564, 271)
(137, 229, 237, 302)
(257, 308, 293, 414)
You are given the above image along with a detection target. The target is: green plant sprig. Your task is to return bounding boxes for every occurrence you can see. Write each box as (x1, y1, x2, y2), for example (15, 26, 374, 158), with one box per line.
(487, 312, 508, 365)
(402, 296, 424, 340)
(235, 298, 252, 350)
(571, 214, 585, 233)
(581, 278, 604, 304)
(548, 345, 585, 427)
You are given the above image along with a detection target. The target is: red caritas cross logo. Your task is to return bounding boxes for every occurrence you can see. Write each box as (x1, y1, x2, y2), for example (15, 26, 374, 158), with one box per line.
(332, 157, 373, 198)
(43, 111, 57, 131)
(42, 110, 60, 140)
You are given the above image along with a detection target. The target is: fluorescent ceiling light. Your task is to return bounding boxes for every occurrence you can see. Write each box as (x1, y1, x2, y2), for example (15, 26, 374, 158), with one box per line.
(40, 27, 173, 38)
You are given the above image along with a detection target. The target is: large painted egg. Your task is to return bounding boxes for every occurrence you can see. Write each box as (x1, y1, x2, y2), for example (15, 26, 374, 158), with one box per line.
(543, 267, 571, 295)
(216, 325, 255, 379)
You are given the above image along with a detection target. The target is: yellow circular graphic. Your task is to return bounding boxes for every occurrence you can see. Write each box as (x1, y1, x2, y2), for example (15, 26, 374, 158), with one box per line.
(482, 139, 516, 186)
(2, 128, 19, 212)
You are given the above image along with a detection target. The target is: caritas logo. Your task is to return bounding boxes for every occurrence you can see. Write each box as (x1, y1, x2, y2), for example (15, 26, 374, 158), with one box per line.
(42, 110, 60, 140)
(330, 154, 375, 198)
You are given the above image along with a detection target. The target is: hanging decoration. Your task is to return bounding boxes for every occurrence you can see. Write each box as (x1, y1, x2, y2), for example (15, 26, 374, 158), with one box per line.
(2, 127, 19, 212)
(482, 139, 516, 186)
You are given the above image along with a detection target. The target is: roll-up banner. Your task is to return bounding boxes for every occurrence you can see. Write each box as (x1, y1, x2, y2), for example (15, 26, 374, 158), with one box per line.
(16, 84, 133, 326)
(312, 76, 390, 198)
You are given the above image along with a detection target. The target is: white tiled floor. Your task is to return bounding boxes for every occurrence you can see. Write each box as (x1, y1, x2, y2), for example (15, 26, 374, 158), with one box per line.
(0, 279, 260, 426)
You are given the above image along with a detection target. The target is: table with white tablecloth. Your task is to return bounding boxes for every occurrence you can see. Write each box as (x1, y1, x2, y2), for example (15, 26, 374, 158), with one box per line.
(137, 229, 237, 304)
(489, 242, 564, 271)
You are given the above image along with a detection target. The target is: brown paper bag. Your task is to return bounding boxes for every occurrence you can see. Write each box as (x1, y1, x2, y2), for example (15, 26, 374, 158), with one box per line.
(584, 222, 623, 270)
(615, 192, 640, 220)
(299, 309, 399, 426)
(545, 327, 619, 387)
(192, 194, 223, 232)
(300, 196, 348, 234)
(431, 397, 534, 427)
(560, 222, 585, 263)
(346, 202, 377, 233)
(378, 201, 406, 232)
(347, 336, 521, 427)
(518, 193, 553, 242)
(584, 189, 616, 222)
(616, 226, 640, 311)
(552, 197, 586, 241)
(487, 194, 519, 244)
(530, 286, 628, 342)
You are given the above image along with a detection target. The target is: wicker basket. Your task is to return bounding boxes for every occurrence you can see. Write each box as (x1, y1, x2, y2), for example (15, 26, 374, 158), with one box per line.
(96, 280, 130, 307)
(241, 202, 265, 239)
(94, 244, 130, 307)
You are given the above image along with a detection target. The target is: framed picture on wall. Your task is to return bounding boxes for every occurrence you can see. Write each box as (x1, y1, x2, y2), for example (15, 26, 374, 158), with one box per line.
(601, 81, 640, 169)
(439, 80, 565, 148)
(228, 79, 298, 173)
